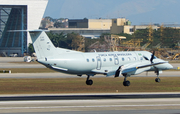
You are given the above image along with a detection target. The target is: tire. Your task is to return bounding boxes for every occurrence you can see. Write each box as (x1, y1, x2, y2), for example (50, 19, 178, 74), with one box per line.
(123, 81, 130, 86)
(86, 80, 93, 85)
(155, 78, 160, 82)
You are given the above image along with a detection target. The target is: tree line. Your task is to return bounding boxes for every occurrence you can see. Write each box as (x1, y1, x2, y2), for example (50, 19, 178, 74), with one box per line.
(130, 27, 180, 49)
(28, 27, 180, 55)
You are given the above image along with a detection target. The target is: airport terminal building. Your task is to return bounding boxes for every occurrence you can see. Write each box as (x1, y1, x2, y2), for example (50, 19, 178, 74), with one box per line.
(0, 0, 48, 56)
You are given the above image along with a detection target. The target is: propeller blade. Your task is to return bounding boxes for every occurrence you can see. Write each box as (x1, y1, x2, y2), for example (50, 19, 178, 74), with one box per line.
(143, 56, 149, 60)
(150, 51, 155, 63)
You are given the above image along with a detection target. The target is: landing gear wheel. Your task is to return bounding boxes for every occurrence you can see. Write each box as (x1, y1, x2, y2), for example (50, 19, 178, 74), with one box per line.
(86, 79, 93, 85)
(123, 80, 130, 86)
(155, 78, 160, 82)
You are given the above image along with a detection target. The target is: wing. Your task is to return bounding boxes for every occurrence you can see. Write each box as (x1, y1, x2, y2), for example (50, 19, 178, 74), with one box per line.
(91, 61, 167, 77)
(121, 61, 167, 76)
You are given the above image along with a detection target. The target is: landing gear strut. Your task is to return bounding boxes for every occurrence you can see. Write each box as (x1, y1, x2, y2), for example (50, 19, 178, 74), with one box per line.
(155, 70, 160, 82)
(123, 75, 130, 86)
(86, 75, 93, 85)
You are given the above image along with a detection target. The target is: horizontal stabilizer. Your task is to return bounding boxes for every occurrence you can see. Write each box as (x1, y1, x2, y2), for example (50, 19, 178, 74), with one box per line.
(8, 29, 49, 32)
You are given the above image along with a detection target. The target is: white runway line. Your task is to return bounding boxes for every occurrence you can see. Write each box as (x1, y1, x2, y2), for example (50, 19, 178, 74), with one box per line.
(0, 98, 180, 110)
(0, 104, 180, 110)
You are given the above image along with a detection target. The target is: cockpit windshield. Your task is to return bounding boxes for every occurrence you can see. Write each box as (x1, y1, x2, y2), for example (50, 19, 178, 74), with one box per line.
(153, 55, 157, 59)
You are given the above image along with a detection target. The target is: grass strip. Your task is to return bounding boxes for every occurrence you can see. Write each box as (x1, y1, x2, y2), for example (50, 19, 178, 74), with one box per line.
(0, 77, 179, 94)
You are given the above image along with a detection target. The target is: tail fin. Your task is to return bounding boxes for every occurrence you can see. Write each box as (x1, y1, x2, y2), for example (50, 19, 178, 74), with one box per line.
(29, 30, 56, 60)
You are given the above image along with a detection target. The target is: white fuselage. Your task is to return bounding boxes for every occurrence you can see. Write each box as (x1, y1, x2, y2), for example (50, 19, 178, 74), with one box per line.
(38, 51, 172, 76)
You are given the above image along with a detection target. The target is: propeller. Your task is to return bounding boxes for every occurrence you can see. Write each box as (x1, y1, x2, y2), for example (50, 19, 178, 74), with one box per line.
(150, 51, 159, 77)
(143, 51, 155, 62)
(150, 51, 155, 63)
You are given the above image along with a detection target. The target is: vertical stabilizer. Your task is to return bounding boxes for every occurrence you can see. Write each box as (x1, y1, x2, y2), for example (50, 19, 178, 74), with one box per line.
(29, 30, 56, 60)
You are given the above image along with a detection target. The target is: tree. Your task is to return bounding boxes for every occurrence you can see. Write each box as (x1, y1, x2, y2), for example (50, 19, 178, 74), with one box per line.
(46, 31, 67, 48)
(67, 32, 85, 51)
(28, 43, 34, 56)
(54, 22, 64, 28)
(41, 19, 47, 28)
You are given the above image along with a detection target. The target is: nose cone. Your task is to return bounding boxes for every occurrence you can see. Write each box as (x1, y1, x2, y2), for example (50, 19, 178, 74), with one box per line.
(157, 62, 173, 70)
(166, 63, 173, 70)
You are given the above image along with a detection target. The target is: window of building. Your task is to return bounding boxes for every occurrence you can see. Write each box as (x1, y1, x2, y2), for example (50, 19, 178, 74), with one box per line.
(130, 28, 134, 32)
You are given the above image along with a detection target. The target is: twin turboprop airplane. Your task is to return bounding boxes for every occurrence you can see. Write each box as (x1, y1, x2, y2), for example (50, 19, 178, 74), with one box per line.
(29, 30, 173, 86)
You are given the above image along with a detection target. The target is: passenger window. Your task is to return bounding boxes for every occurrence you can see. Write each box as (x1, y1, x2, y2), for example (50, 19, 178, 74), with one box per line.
(109, 58, 112, 61)
(140, 57, 143, 60)
(104, 58, 106, 62)
(122, 58, 124, 61)
(86, 59, 89, 62)
(92, 58, 95, 62)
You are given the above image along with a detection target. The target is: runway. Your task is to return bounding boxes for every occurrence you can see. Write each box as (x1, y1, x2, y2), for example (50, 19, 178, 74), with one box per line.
(1, 92, 180, 101)
(0, 93, 180, 113)
(1, 100, 180, 114)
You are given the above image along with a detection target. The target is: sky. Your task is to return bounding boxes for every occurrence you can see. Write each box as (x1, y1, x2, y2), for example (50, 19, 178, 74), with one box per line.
(44, 0, 180, 25)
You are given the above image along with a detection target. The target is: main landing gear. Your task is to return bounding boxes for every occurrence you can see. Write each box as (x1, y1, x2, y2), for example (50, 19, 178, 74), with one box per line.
(155, 70, 160, 82)
(122, 70, 161, 86)
(123, 80, 130, 86)
(86, 75, 93, 85)
(123, 74, 130, 86)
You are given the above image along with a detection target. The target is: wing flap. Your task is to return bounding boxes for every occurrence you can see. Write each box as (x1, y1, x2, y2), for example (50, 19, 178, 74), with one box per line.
(91, 66, 117, 77)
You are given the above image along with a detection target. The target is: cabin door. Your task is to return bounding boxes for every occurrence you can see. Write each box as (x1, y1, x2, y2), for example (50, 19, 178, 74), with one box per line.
(96, 56, 101, 70)
(114, 55, 119, 65)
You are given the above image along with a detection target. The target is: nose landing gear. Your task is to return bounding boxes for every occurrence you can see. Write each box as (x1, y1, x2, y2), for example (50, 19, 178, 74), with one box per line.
(155, 70, 160, 82)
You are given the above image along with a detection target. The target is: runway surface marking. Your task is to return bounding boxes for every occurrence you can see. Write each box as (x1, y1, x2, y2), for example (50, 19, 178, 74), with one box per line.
(0, 98, 180, 113)
(0, 104, 180, 109)
(0, 98, 180, 108)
